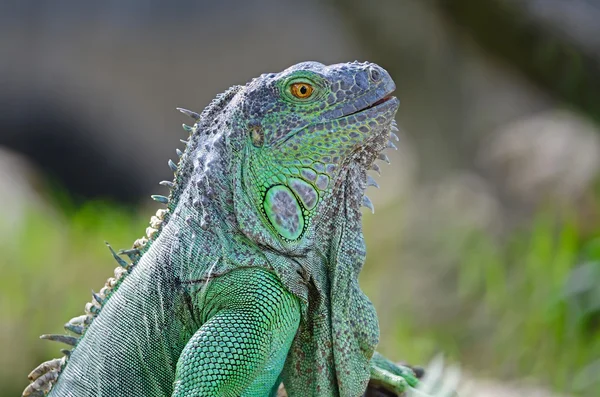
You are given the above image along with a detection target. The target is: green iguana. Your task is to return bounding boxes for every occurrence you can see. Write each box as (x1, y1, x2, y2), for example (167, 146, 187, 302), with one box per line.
(22, 61, 423, 397)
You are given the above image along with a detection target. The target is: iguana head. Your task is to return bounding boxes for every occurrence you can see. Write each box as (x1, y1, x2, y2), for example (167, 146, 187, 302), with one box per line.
(229, 61, 399, 253)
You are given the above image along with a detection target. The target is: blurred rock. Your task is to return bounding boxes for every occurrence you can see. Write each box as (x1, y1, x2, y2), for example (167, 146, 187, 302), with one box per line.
(479, 110, 600, 206)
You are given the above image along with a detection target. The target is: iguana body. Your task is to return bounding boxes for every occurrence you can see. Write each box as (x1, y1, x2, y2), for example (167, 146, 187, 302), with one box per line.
(23, 61, 418, 397)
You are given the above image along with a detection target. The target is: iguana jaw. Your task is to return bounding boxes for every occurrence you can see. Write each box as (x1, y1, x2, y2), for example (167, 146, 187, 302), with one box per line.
(354, 96, 398, 156)
(340, 94, 396, 118)
(322, 89, 398, 217)
(330, 92, 399, 169)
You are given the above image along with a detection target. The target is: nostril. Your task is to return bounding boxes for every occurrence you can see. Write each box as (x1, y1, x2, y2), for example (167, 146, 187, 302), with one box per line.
(369, 67, 381, 82)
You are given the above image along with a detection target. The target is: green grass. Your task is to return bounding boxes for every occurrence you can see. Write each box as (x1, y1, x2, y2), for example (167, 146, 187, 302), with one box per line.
(1, 199, 599, 396)
(362, 205, 600, 396)
(0, 202, 148, 396)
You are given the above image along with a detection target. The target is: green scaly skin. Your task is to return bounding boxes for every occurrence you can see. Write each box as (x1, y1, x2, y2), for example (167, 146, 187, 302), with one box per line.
(23, 61, 419, 397)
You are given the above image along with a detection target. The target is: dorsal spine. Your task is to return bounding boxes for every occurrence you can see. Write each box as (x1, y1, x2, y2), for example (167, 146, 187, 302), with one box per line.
(22, 84, 244, 397)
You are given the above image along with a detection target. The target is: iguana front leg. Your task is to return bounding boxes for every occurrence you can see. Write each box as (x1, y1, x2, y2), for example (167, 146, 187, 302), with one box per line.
(369, 352, 420, 395)
(369, 353, 461, 397)
(172, 268, 301, 397)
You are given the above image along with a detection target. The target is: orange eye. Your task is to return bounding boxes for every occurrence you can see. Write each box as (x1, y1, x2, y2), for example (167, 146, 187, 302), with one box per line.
(290, 82, 314, 99)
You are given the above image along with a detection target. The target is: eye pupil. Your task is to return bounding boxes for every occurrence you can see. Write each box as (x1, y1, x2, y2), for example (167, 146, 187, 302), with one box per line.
(290, 82, 314, 99)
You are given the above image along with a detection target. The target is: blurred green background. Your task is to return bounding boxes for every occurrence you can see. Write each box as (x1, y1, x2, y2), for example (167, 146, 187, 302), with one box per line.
(1, 1, 600, 396)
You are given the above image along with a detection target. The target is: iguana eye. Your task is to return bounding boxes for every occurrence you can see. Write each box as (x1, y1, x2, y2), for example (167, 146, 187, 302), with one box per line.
(290, 82, 314, 99)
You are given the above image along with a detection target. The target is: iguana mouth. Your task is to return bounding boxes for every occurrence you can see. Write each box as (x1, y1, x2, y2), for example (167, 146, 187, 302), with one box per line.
(347, 95, 395, 116)
(338, 91, 397, 119)
(372, 95, 395, 107)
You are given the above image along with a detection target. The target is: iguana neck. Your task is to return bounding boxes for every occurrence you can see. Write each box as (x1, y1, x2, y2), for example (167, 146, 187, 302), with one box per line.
(160, 130, 264, 281)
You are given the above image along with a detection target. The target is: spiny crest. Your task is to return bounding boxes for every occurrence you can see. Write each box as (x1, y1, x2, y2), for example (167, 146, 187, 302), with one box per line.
(165, 85, 244, 229)
(22, 238, 141, 396)
(22, 357, 64, 397)
(22, 85, 244, 397)
(360, 119, 400, 214)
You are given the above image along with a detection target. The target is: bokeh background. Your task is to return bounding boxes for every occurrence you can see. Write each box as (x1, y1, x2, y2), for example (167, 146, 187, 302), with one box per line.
(1, 1, 600, 396)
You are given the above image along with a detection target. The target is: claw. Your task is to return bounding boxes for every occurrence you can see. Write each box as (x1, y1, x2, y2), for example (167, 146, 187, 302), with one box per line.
(168, 159, 178, 172)
(411, 366, 425, 379)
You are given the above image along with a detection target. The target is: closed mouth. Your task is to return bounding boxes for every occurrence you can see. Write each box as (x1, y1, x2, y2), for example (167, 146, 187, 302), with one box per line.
(359, 95, 394, 112)
(338, 92, 397, 119)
